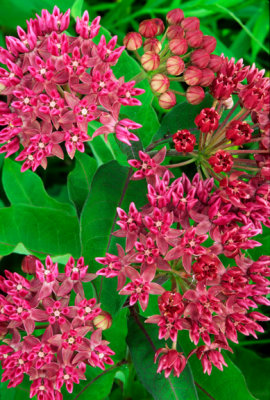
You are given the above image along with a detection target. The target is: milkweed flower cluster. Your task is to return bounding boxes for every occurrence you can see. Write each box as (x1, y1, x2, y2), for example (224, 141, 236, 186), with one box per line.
(123, 8, 221, 108)
(166, 56, 270, 180)
(96, 147, 270, 377)
(0, 7, 144, 171)
(0, 255, 114, 400)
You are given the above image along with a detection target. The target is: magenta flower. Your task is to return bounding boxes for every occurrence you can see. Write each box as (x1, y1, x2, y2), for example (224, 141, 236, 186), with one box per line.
(119, 265, 165, 311)
(155, 348, 186, 378)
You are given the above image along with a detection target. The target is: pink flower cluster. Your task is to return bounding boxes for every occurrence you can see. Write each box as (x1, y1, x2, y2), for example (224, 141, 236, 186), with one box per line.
(166, 56, 270, 179)
(0, 7, 144, 171)
(96, 147, 270, 377)
(0, 255, 114, 400)
(123, 7, 221, 108)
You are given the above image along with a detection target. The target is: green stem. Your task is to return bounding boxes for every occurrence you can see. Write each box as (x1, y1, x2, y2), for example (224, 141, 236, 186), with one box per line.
(165, 158, 196, 168)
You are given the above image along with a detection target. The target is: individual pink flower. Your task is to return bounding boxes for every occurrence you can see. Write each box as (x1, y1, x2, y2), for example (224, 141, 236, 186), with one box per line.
(155, 348, 186, 378)
(119, 265, 164, 311)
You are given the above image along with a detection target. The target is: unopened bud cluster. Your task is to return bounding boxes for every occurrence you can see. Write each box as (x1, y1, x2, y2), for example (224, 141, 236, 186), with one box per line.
(123, 8, 221, 109)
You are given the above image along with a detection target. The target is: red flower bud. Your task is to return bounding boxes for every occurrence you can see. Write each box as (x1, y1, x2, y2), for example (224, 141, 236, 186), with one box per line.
(93, 311, 112, 330)
(166, 8, 184, 25)
(143, 38, 162, 53)
(186, 86, 205, 104)
(173, 129, 196, 152)
(185, 30, 203, 48)
(154, 18, 165, 35)
(209, 150, 233, 173)
(208, 54, 222, 72)
(226, 120, 253, 145)
(150, 74, 170, 93)
(201, 35, 217, 53)
(166, 56, 185, 76)
(200, 68, 215, 87)
(195, 108, 220, 133)
(184, 66, 202, 86)
(159, 91, 176, 109)
(190, 49, 210, 69)
(181, 17, 200, 31)
(167, 25, 184, 40)
(21, 255, 39, 274)
(139, 19, 159, 38)
(169, 38, 188, 55)
(141, 51, 160, 71)
(123, 32, 142, 50)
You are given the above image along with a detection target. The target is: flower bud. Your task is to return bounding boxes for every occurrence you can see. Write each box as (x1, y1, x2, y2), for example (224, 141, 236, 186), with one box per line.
(181, 17, 200, 31)
(150, 74, 170, 93)
(154, 18, 165, 35)
(139, 18, 164, 37)
(190, 49, 210, 69)
(123, 32, 142, 50)
(186, 86, 205, 104)
(139, 19, 158, 38)
(169, 38, 188, 55)
(167, 25, 184, 40)
(159, 91, 176, 109)
(184, 66, 202, 86)
(141, 51, 160, 71)
(208, 54, 222, 72)
(166, 9, 184, 25)
(200, 68, 215, 87)
(93, 311, 112, 330)
(143, 38, 162, 53)
(21, 255, 39, 274)
(201, 35, 217, 53)
(166, 56, 185, 76)
(185, 30, 203, 48)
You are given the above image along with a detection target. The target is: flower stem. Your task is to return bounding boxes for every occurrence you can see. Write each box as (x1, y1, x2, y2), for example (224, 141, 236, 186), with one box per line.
(165, 158, 196, 168)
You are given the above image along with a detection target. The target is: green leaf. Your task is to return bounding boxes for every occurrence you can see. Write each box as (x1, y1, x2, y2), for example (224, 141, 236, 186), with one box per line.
(229, 345, 270, 400)
(252, 4, 269, 58)
(127, 314, 198, 400)
(67, 152, 97, 214)
(80, 160, 147, 314)
(71, 0, 84, 19)
(64, 366, 117, 400)
(103, 308, 128, 362)
(2, 158, 75, 215)
(178, 331, 257, 400)
(80, 160, 129, 264)
(155, 94, 213, 140)
(0, 205, 81, 257)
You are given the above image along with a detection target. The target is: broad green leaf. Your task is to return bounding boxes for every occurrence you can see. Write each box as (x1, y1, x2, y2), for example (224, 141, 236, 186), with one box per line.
(2, 158, 75, 215)
(178, 331, 257, 400)
(0, 205, 81, 257)
(127, 314, 198, 400)
(155, 94, 213, 140)
(103, 308, 128, 362)
(80, 160, 147, 314)
(80, 161, 129, 264)
(63, 366, 117, 400)
(252, 4, 269, 58)
(67, 152, 97, 213)
(229, 345, 270, 400)
(0, 373, 30, 400)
